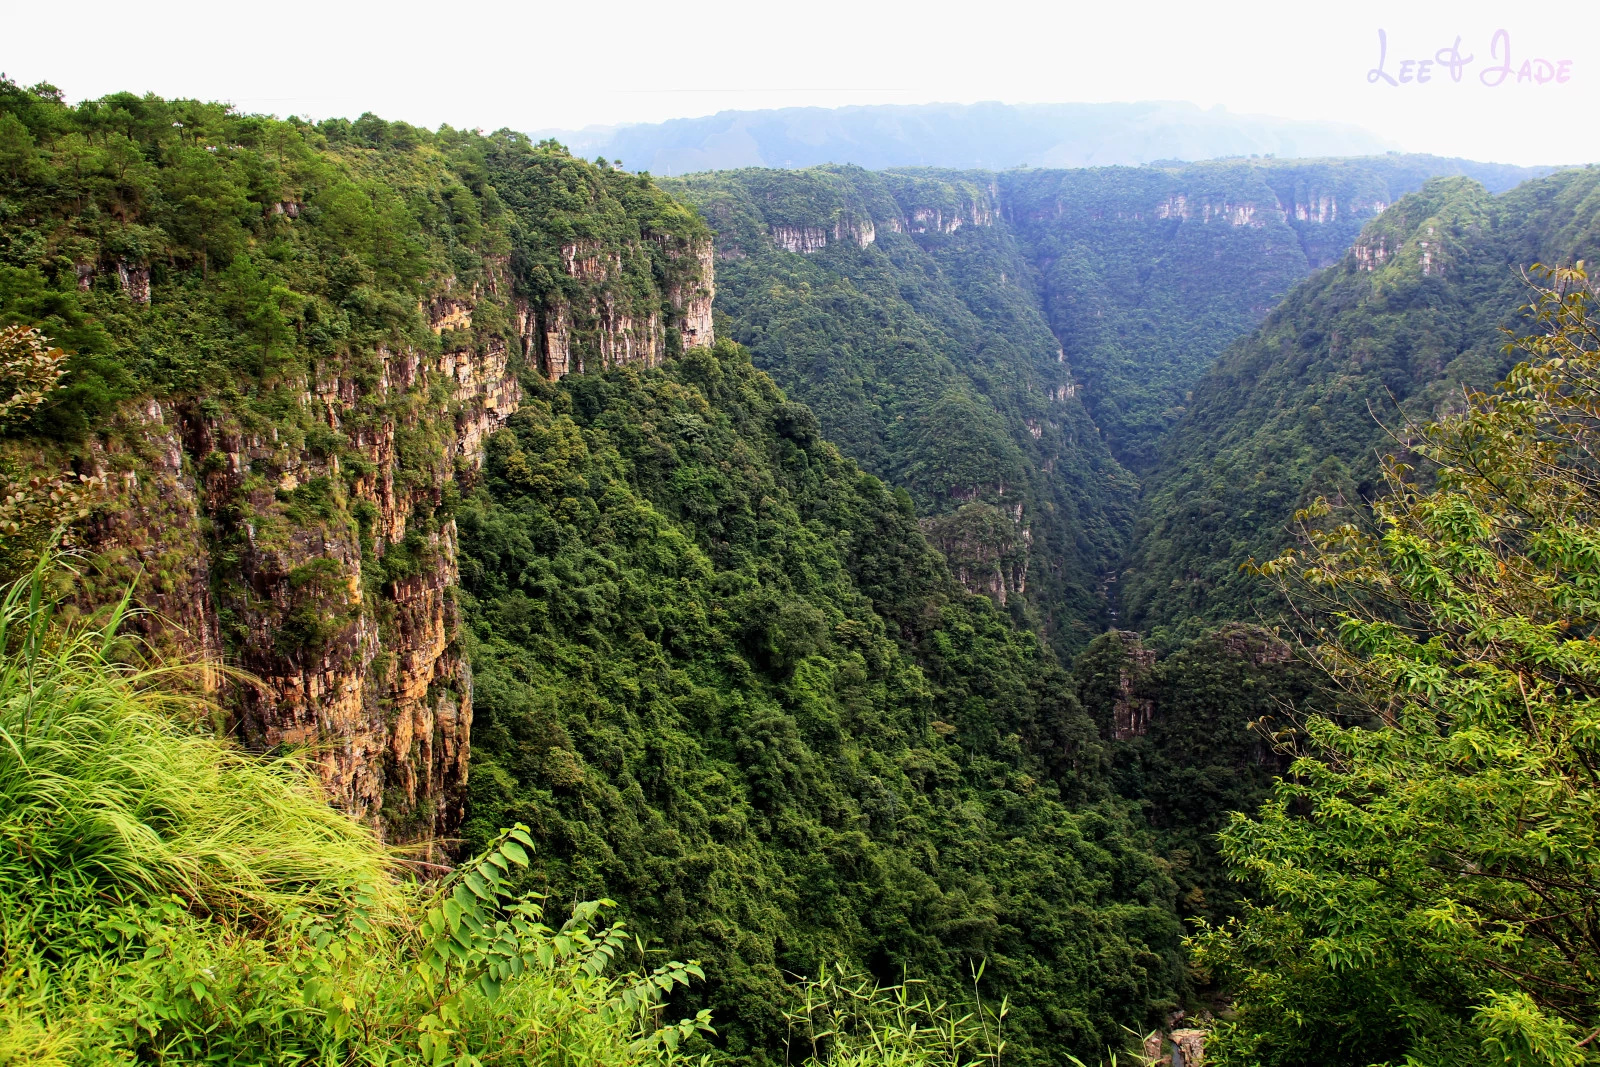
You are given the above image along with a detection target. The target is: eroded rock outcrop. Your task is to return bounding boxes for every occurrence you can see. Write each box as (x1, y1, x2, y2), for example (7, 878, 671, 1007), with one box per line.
(526, 235, 715, 378)
(921, 500, 1031, 606)
(79, 234, 715, 850)
(84, 331, 519, 847)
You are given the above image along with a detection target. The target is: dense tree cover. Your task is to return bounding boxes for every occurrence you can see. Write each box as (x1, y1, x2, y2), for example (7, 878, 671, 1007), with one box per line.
(661, 160, 1550, 656)
(664, 166, 1134, 654)
(456, 340, 1182, 1065)
(0, 77, 707, 833)
(1124, 169, 1600, 637)
(1193, 268, 1600, 1066)
(1071, 626, 1332, 932)
(0, 77, 703, 418)
(14, 71, 1593, 1067)
(1, 77, 468, 428)
(1000, 155, 1549, 471)
(0, 73, 703, 561)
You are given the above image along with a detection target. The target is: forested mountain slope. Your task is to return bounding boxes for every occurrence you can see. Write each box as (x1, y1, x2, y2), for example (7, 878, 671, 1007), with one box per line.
(0, 78, 1188, 1066)
(999, 155, 1552, 470)
(0, 78, 713, 842)
(666, 167, 1133, 653)
(10, 70, 1595, 1067)
(666, 157, 1551, 649)
(456, 341, 1183, 1064)
(1123, 167, 1600, 633)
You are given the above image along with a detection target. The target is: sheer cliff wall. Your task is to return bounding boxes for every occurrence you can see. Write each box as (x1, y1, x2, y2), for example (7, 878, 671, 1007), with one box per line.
(74, 222, 712, 849)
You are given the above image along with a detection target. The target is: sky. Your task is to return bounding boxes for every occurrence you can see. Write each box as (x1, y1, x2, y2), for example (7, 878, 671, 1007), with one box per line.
(4, 0, 1596, 167)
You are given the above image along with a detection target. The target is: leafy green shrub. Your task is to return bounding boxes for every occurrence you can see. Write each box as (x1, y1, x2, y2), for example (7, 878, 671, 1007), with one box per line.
(1191, 268, 1600, 1065)
(784, 966, 1005, 1067)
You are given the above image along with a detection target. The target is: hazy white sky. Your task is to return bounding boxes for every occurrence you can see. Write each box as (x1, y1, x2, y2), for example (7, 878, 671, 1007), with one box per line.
(4, 0, 1596, 166)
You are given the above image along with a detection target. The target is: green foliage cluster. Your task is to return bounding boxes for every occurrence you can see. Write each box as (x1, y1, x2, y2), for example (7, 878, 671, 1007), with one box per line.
(0, 325, 95, 576)
(0, 559, 711, 1066)
(1071, 626, 1330, 930)
(783, 965, 1006, 1067)
(0, 78, 709, 826)
(0, 73, 705, 440)
(665, 166, 1134, 653)
(663, 159, 1546, 650)
(1192, 268, 1600, 1065)
(1124, 169, 1600, 636)
(1000, 155, 1554, 472)
(457, 340, 1183, 1065)
(13, 73, 1587, 1067)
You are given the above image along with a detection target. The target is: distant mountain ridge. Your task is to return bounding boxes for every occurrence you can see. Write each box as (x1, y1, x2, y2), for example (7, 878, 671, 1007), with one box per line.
(545, 101, 1401, 175)
(998, 153, 1557, 471)
(1121, 167, 1600, 634)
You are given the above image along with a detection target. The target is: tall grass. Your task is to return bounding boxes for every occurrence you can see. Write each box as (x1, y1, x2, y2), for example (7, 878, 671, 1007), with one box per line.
(0, 555, 394, 922)
(785, 966, 1007, 1067)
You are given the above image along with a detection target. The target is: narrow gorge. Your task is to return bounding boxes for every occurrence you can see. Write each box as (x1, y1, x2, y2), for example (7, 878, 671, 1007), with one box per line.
(6, 75, 1600, 1067)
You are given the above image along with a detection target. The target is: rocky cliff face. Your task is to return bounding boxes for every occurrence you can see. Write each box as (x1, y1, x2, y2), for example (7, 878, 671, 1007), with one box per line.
(80, 242, 714, 850)
(528, 235, 715, 378)
(768, 218, 875, 254)
(921, 500, 1031, 606)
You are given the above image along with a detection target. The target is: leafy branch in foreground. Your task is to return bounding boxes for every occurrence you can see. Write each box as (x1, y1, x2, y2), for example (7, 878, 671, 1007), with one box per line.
(1194, 264, 1600, 1067)
(411, 824, 713, 1066)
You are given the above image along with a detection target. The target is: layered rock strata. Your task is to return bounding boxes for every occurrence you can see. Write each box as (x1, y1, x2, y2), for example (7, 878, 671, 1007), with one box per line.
(83, 240, 714, 849)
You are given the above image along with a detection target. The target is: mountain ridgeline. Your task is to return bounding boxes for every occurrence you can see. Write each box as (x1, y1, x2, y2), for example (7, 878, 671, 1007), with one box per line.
(549, 101, 1400, 175)
(664, 154, 1553, 652)
(6, 74, 1600, 1067)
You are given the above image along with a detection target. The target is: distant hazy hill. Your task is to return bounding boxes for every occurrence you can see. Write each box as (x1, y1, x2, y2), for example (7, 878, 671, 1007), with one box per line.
(545, 101, 1398, 175)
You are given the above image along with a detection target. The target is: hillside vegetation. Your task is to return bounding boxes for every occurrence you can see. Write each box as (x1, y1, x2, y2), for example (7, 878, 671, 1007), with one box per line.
(0, 556, 711, 1067)
(667, 166, 1132, 652)
(0, 79, 1184, 1067)
(8, 72, 1600, 1067)
(668, 159, 1553, 659)
(0, 75, 710, 839)
(1001, 155, 1550, 470)
(457, 339, 1182, 1063)
(1194, 268, 1600, 1066)
(1124, 168, 1600, 633)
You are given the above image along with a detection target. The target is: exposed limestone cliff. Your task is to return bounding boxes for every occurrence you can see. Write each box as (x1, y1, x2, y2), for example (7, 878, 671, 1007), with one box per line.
(768, 216, 879, 254)
(76, 239, 714, 850)
(770, 224, 829, 254)
(84, 319, 519, 847)
(920, 500, 1031, 606)
(524, 235, 714, 377)
(1109, 634, 1157, 741)
(890, 177, 1000, 235)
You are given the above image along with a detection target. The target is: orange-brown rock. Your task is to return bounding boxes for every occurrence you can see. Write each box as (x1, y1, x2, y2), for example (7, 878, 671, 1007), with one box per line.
(76, 232, 713, 852)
